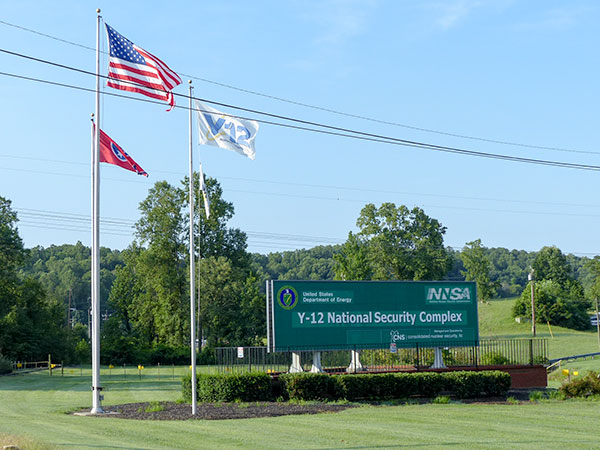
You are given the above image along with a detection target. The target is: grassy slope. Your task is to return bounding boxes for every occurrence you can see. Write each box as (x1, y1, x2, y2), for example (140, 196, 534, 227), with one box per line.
(478, 297, 600, 359)
(1, 372, 600, 450)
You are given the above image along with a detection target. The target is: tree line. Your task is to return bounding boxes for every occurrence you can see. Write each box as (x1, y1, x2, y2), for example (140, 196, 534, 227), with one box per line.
(2, 177, 600, 364)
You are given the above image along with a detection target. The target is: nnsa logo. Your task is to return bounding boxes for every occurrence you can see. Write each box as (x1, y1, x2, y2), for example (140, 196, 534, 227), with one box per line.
(426, 287, 471, 301)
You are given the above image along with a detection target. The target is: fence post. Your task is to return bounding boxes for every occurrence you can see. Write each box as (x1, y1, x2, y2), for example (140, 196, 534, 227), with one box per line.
(415, 343, 420, 370)
(61, 361, 64, 377)
(529, 339, 534, 365)
(157, 362, 160, 380)
(48, 354, 52, 376)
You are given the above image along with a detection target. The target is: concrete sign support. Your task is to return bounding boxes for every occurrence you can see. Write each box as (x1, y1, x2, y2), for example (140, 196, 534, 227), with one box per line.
(289, 352, 303, 373)
(310, 351, 323, 373)
(430, 347, 447, 369)
(347, 350, 363, 373)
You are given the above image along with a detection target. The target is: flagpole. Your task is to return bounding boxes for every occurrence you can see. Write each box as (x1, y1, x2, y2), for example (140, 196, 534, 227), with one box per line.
(91, 8, 103, 414)
(188, 81, 197, 416)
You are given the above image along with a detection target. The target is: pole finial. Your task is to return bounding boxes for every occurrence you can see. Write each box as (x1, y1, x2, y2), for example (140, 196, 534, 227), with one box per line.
(90, 113, 95, 118)
(96, 8, 101, 13)
(188, 80, 192, 85)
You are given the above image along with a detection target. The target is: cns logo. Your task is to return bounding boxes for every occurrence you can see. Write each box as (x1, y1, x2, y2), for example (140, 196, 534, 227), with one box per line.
(426, 287, 471, 301)
(277, 286, 298, 310)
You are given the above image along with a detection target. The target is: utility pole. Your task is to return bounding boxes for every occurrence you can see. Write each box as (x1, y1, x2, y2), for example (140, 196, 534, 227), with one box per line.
(595, 297, 600, 351)
(528, 268, 536, 337)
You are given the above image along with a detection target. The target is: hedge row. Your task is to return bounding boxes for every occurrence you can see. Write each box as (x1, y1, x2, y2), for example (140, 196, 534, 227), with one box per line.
(182, 372, 272, 402)
(182, 370, 511, 402)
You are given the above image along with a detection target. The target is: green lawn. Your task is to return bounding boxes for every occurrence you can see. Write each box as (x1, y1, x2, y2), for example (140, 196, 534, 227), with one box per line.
(478, 297, 600, 359)
(1, 371, 600, 449)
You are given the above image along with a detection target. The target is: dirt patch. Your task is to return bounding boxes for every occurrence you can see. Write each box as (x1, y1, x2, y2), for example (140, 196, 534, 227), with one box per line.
(80, 401, 356, 420)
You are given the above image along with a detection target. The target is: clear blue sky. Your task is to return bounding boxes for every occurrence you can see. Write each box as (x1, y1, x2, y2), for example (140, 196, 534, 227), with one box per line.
(1, 1, 599, 256)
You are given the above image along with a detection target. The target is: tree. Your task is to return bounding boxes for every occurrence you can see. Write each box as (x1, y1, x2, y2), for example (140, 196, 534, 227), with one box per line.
(334, 233, 372, 280)
(532, 246, 584, 299)
(0, 196, 25, 311)
(0, 196, 70, 361)
(460, 239, 497, 302)
(513, 279, 589, 331)
(109, 174, 261, 349)
(198, 256, 264, 347)
(334, 203, 451, 281)
(585, 256, 600, 301)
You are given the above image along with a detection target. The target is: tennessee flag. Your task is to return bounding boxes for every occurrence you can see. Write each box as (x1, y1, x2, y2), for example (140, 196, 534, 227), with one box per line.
(98, 128, 148, 176)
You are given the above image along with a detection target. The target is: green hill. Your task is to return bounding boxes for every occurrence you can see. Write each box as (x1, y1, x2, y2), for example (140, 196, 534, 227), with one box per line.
(478, 297, 600, 360)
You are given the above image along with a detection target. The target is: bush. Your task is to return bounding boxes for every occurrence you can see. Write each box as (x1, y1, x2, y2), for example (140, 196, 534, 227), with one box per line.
(0, 354, 12, 374)
(279, 373, 339, 401)
(559, 371, 600, 398)
(335, 373, 398, 400)
(181, 370, 512, 404)
(182, 372, 272, 402)
(513, 280, 590, 331)
(480, 352, 511, 366)
(443, 371, 510, 398)
(334, 371, 508, 401)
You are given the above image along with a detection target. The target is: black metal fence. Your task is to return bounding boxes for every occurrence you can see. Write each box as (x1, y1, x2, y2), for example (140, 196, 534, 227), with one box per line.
(211, 339, 547, 374)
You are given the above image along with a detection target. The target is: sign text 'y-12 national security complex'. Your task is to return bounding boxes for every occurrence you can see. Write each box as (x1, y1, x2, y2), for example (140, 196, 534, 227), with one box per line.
(266, 281, 479, 352)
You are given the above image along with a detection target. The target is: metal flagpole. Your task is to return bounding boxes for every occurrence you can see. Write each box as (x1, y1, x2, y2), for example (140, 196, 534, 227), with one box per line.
(91, 8, 103, 414)
(188, 81, 197, 415)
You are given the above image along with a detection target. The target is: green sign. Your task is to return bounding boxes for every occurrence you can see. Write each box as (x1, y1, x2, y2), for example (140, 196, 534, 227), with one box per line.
(268, 281, 478, 351)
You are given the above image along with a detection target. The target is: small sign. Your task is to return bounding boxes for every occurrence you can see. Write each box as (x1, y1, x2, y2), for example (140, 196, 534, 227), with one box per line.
(390, 342, 397, 353)
(237, 347, 244, 359)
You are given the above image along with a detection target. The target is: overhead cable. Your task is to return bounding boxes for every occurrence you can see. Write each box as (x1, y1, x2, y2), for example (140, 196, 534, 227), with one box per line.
(0, 19, 595, 155)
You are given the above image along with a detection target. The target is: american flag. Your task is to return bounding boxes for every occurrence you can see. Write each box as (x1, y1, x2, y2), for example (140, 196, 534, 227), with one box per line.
(105, 24, 182, 110)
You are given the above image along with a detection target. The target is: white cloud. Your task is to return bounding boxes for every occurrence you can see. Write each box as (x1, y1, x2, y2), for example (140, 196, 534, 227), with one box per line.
(428, 0, 483, 30)
(516, 6, 595, 31)
(301, 0, 377, 45)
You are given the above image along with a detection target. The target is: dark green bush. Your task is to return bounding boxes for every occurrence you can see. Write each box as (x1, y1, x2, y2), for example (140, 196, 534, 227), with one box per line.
(336, 371, 509, 400)
(0, 354, 12, 374)
(559, 371, 600, 398)
(279, 373, 339, 401)
(444, 371, 511, 398)
(413, 372, 447, 398)
(513, 280, 590, 331)
(182, 372, 271, 402)
(181, 370, 512, 404)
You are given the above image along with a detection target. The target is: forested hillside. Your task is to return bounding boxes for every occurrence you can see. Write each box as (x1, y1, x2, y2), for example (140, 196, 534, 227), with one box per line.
(3, 187, 600, 365)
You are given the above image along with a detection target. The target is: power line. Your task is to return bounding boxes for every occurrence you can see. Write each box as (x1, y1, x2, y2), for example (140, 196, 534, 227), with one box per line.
(2, 64, 600, 173)
(0, 18, 596, 156)
(5, 164, 600, 218)
(3, 152, 600, 210)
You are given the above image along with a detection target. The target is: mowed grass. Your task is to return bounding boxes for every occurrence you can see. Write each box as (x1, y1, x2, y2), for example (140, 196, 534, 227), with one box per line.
(2, 298, 600, 449)
(478, 297, 600, 359)
(1, 371, 600, 450)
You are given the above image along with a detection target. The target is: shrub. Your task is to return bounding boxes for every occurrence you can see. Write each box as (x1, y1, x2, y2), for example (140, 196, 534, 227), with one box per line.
(182, 372, 271, 402)
(0, 354, 12, 374)
(335, 373, 398, 401)
(559, 371, 600, 398)
(413, 372, 446, 398)
(279, 373, 339, 401)
(512, 280, 590, 331)
(443, 371, 510, 398)
(480, 352, 511, 366)
(529, 390, 545, 402)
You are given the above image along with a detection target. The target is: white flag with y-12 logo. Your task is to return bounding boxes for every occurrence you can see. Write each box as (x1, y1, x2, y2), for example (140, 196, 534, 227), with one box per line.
(195, 100, 258, 160)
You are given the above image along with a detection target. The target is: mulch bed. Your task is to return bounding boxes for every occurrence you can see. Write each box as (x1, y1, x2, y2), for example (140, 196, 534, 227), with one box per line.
(80, 401, 356, 420)
(75, 390, 540, 420)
